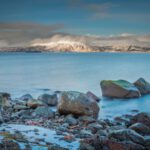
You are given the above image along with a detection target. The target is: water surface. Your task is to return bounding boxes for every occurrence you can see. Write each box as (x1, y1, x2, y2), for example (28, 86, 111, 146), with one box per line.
(0, 52, 150, 118)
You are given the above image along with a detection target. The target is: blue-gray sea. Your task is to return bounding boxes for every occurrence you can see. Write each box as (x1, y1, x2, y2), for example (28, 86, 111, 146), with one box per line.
(0, 52, 150, 118)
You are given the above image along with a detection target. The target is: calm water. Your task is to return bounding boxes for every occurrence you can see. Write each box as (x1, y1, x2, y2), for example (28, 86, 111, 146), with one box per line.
(0, 52, 150, 118)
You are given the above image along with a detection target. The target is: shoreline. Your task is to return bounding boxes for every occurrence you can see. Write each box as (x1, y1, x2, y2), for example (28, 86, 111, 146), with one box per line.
(0, 88, 150, 149)
(0, 50, 150, 53)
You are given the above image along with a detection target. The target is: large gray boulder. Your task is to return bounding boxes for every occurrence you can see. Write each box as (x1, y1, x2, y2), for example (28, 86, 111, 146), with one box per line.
(100, 80, 140, 98)
(134, 78, 150, 95)
(0, 92, 11, 108)
(57, 91, 100, 119)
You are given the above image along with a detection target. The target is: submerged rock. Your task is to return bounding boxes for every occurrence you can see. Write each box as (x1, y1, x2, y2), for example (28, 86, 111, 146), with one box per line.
(134, 78, 150, 95)
(57, 91, 100, 119)
(38, 93, 58, 106)
(0, 92, 11, 108)
(100, 80, 140, 98)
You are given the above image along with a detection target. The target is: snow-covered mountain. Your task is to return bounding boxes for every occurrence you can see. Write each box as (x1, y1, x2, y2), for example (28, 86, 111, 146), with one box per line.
(0, 33, 150, 52)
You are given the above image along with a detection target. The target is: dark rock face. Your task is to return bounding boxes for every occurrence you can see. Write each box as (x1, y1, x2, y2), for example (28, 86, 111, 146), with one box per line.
(100, 80, 140, 98)
(57, 91, 100, 119)
(129, 122, 150, 136)
(134, 78, 150, 95)
(130, 112, 150, 127)
(38, 93, 58, 106)
(0, 92, 11, 107)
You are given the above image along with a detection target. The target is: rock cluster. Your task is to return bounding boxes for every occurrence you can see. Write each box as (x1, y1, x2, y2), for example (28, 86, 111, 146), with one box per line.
(79, 112, 150, 150)
(100, 78, 150, 99)
(0, 78, 150, 149)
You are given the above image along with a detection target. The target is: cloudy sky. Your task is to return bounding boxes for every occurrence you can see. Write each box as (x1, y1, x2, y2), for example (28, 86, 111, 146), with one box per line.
(0, 0, 150, 46)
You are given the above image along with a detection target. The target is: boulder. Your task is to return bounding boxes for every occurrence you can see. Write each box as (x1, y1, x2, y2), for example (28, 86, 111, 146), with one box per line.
(86, 91, 100, 102)
(27, 99, 44, 109)
(38, 93, 58, 106)
(57, 91, 100, 119)
(0, 92, 11, 108)
(34, 106, 54, 118)
(130, 112, 150, 127)
(134, 78, 150, 95)
(129, 122, 150, 136)
(100, 80, 140, 98)
(109, 129, 144, 145)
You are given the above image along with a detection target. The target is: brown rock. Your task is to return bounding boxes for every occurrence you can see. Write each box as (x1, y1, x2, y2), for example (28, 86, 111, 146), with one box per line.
(57, 91, 100, 119)
(100, 80, 140, 98)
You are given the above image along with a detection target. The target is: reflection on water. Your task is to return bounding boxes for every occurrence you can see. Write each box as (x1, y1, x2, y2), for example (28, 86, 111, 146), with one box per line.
(0, 52, 150, 118)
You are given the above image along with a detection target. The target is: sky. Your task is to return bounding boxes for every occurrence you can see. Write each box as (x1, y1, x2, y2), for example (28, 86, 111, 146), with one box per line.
(0, 0, 150, 46)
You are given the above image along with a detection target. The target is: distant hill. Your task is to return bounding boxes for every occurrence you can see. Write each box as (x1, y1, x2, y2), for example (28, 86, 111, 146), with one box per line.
(0, 34, 150, 52)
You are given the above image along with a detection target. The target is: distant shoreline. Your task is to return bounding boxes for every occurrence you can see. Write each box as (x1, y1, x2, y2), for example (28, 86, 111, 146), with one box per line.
(0, 44, 150, 53)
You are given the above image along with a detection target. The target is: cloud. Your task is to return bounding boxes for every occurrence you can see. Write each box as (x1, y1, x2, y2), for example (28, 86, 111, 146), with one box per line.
(85, 2, 117, 19)
(0, 21, 150, 48)
(69, 1, 117, 19)
(0, 22, 64, 47)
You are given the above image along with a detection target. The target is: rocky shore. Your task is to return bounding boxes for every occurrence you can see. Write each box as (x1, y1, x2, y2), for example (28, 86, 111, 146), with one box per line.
(0, 78, 150, 150)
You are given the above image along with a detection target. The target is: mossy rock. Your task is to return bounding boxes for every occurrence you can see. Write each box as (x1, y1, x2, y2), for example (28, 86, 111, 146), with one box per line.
(100, 80, 140, 98)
